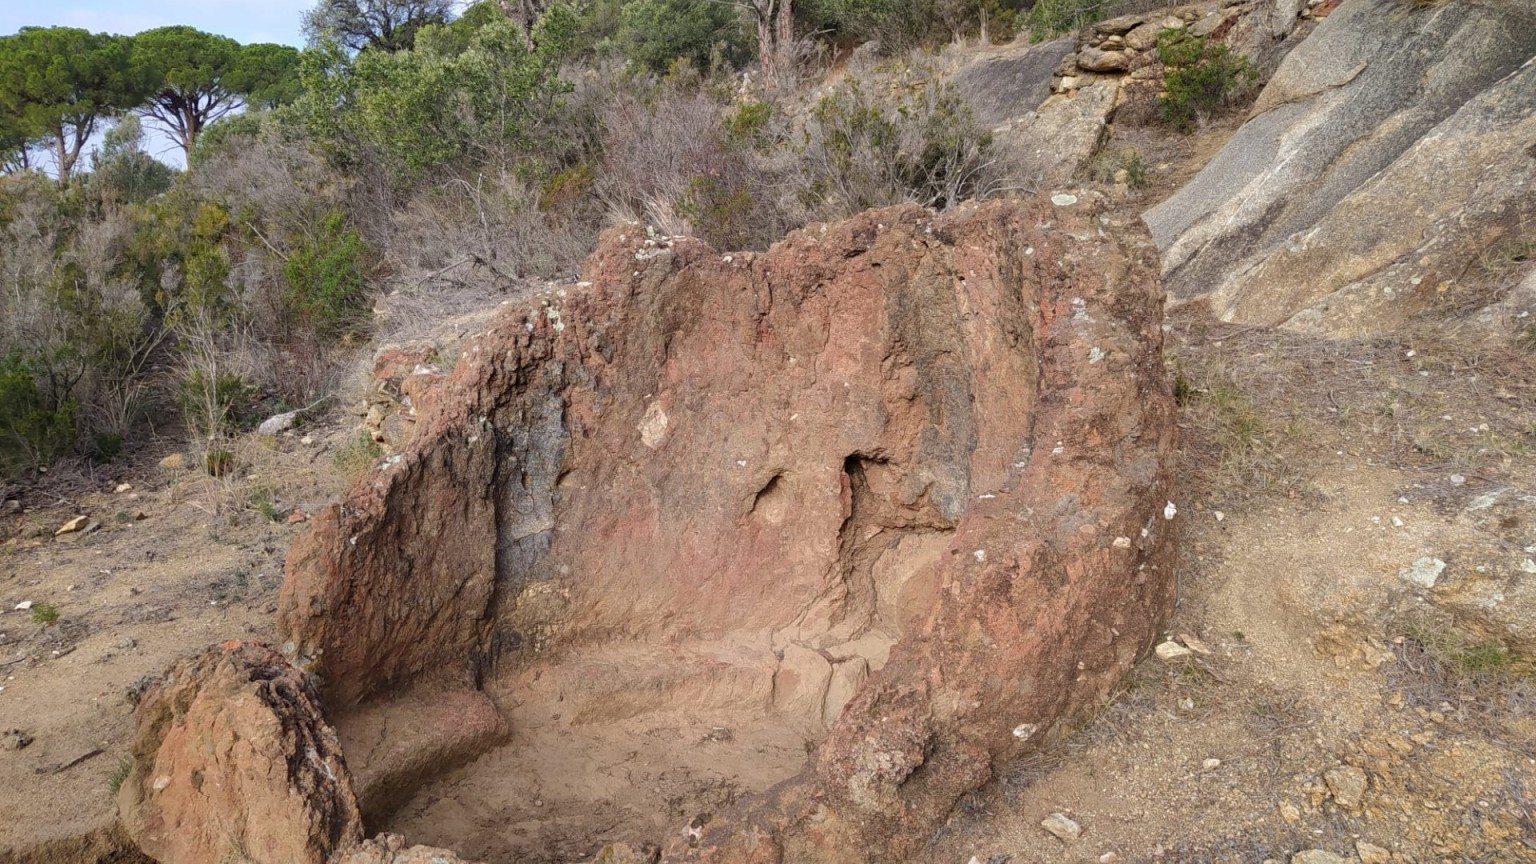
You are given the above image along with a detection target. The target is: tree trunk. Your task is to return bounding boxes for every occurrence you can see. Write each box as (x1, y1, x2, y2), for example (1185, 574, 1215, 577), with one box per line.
(497, 0, 546, 50)
(752, 0, 794, 91)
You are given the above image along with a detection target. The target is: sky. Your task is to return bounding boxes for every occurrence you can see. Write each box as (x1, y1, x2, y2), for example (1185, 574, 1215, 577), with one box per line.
(1, 1, 313, 167)
(0, 0, 312, 47)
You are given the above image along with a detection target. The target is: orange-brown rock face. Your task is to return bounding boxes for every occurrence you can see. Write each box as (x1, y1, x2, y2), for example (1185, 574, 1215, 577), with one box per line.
(117, 642, 363, 864)
(279, 196, 1178, 860)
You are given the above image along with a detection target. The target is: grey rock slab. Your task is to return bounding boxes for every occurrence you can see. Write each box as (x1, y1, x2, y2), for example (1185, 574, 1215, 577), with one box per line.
(1145, 0, 1536, 328)
(953, 37, 1076, 125)
(993, 82, 1118, 186)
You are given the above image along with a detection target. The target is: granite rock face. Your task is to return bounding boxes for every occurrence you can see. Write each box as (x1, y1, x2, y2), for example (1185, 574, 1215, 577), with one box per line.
(1145, 0, 1536, 335)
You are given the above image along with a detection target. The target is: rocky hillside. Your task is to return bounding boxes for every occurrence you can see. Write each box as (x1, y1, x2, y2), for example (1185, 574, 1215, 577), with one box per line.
(3, 2, 1535, 863)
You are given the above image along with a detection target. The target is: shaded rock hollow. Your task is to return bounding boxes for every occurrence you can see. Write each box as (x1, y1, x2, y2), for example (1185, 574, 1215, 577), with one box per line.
(268, 196, 1177, 861)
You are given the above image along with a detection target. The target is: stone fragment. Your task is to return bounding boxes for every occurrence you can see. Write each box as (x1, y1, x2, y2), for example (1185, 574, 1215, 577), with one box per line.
(1324, 764, 1367, 811)
(340, 834, 488, 864)
(55, 516, 88, 536)
(823, 658, 869, 728)
(1156, 640, 1193, 660)
(1178, 633, 1213, 655)
(1041, 812, 1082, 841)
(1077, 47, 1131, 73)
(1124, 23, 1160, 51)
(1272, 0, 1308, 38)
(1399, 557, 1445, 589)
(258, 411, 300, 436)
(1291, 852, 1349, 864)
(1355, 841, 1390, 864)
(774, 644, 833, 733)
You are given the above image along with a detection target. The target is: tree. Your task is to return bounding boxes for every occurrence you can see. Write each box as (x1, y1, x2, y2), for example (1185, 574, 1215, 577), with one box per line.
(617, 0, 748, 72)
(742, 0, 795, 90)
(232, 44, 303, 110)
(132, 27, 300, 158)
(0, 28, 149, 182)
(303, 0, 457, 52)
(0, 106, 39, 173)
(89, 116, 174, 206)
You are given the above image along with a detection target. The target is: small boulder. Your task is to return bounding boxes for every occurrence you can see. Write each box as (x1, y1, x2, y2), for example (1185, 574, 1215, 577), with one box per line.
(1124, 23, 1161, 51)
(1355, 841, 1390, 864)
(258, 411, 301, 436)
(1399, 557, 1445, 589)
(1078, 46, 1131, 73)
(1041, 812, 1082, 841)
(1291, 852, 1350, 864)
(1155, 640, 1193, 660)
(54, 516, 88, 536)
(118, 641, 363, 864)
(1324, 764, 1368, 811)
(340, 834, 486, 864)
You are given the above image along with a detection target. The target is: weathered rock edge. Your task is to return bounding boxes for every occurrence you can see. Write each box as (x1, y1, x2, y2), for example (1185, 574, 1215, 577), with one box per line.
(117, 641, 364, 864)
(279, 196, 1179, 861)
(116, 642, 488, 864)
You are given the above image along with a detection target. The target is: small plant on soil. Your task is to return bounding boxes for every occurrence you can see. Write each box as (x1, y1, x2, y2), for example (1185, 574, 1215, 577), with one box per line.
(30, 603, 59, 626)
(107, 756, 131, 795)
(1156, 30, 1258, 132)
(335, 431, 385, 475)
(249, 488, 284, 523)
(1118, 148, 1151, 189)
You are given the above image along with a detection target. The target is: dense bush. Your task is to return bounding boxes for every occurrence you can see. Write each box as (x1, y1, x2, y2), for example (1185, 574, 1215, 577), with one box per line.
(797, 77, 998, 218)
(0, 354, 77, 477)
(617, 0, 751, 72)
(1156, 29, 1257, 132)
(0, 0, 1055, 481)
(283, 211, 370, 339)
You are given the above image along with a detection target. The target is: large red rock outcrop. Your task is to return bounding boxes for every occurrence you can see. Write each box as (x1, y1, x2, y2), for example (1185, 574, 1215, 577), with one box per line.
(117, 642, 363, 864)
(279, 195, 1178, 860)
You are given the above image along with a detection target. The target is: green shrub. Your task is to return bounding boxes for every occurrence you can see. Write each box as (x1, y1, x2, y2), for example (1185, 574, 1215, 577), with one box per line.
(108, 756, 132, 795)
(617, 0, 750, 73)
(798, 78, 995, 218)
(335, 430, 385, 474)
(92, 432, 124, 462)
(1157, 30, 1257, 132)
(1023, 0, 1110, 42)
(678, 174, 759, 250)
(283, 211, 370, 338)
(0, 354, 77, 478)
(31, 603, 59, 626)
(724, 100, 773, 148)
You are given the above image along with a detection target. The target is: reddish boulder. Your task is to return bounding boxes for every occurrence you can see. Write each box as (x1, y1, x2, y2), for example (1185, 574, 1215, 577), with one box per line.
(117, 641, 363, 864)
(280, 196, 1178, 860)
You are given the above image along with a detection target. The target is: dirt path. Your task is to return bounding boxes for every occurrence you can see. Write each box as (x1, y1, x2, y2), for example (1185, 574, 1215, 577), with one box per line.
(924, 316, 1536, 864)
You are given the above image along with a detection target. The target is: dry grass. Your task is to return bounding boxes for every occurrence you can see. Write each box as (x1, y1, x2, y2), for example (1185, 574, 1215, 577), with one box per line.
(1169, 310, 1536, 504)
(1387, 611, 1536, 758)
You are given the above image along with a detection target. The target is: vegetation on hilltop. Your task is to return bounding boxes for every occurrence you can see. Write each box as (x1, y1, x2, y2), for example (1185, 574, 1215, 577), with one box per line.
(0, 0, 1152, 481)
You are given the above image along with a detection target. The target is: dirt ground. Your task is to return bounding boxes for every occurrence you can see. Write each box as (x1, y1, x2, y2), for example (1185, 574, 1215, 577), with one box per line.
(4, 82, 1535, 864)
(0, 425, 366, 858)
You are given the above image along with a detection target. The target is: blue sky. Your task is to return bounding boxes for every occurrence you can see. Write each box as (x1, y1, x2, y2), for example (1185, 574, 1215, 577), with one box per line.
(0, 1, 312, 46)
